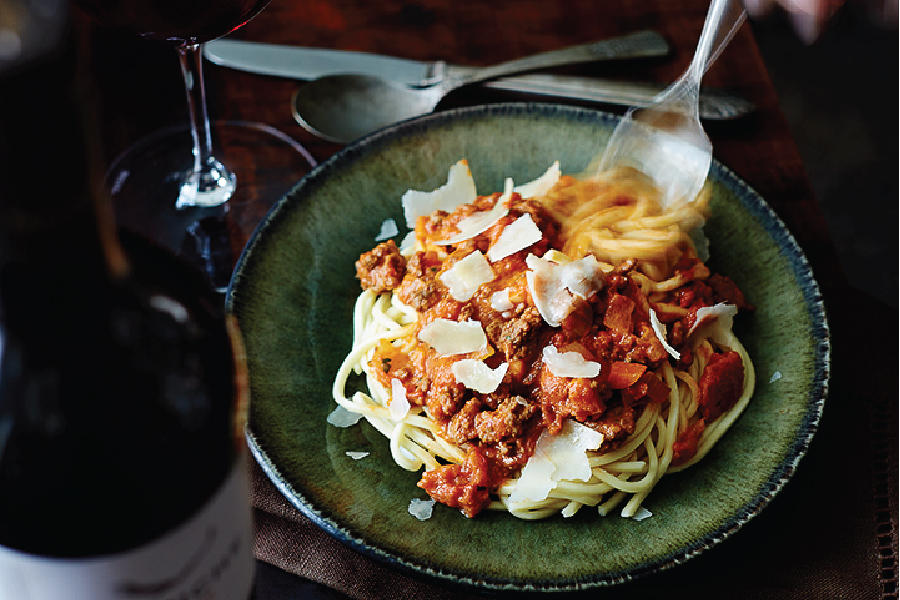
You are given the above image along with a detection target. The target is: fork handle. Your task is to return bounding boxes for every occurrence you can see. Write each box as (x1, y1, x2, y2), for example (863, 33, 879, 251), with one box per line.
(460, 30, 670, 87)
(691, 0, 748, 79)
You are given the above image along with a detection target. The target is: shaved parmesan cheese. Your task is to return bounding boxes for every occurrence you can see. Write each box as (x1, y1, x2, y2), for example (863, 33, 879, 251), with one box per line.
(499, 176, 513, 202)
(508, 444, 556, 503)
(435, 178, 512, 246)
(649, 308, 681, 359)
(514, 162, 561, 198)
(401, 160, 476, 228)
(558, 255, 602, 299)
(486, 213, 543, 262)
(631, 507, 653, 521)
(418, 319, 487, 355)
(542, 346, 601, 378)
(346, 451, 370, 460)
(542, 249, 571, 264)
(375, 218, 398, 241)
(399, 229, 416, 253)
(490, 289, 513, 312)
(525, 253, 603, 327)
(452, 359, 508, 393)
(327, 405, 363, 428)
(526, 255, 572, 327)
(508, 419, 603, 503)
(439, 251, 494, 301)
(408, 498, 436, 520)
(550, 420, 604, 481)
(689, 302, 738, 338)
(389, 379, 411, 419)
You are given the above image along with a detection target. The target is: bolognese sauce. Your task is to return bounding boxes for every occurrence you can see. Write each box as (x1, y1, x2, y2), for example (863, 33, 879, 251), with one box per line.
(354, 182, 750, 517)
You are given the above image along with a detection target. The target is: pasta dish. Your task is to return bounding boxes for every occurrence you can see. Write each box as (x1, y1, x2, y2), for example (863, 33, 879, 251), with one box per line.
(331, 160, 754, 520)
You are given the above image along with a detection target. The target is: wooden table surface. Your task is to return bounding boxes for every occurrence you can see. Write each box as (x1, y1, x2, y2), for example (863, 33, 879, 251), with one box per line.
(74, 1, 896, 598)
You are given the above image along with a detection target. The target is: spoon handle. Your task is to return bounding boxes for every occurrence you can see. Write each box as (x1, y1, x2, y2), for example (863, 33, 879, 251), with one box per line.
(461, 30, 669, 86)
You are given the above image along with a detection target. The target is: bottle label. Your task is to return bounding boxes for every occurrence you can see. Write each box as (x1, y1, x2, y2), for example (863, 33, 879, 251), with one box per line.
(0, 455, 255, 600)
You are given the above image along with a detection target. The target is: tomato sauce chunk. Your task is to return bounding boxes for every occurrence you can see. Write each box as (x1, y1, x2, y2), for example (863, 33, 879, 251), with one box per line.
(418, 448, 493, 518)
(671, 419, 706, 467)
(698, 351, 744, 421)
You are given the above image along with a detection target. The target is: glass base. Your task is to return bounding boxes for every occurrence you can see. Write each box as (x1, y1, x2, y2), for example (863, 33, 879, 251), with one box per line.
(105, 120, 316, 293)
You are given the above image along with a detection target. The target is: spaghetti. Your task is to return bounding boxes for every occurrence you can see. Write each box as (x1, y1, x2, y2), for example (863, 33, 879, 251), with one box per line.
(331, 162, 755, 520)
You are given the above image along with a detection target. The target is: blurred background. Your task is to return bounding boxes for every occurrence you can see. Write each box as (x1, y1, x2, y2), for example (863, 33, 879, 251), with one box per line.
(750, 1, 897, 307)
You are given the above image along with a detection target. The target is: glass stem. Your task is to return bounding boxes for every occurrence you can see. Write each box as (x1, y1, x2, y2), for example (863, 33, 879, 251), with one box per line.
(175, 42, 235, 208)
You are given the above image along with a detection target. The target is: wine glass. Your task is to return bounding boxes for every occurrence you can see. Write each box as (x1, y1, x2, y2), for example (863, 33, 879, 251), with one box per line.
(75, 0, 316, 291)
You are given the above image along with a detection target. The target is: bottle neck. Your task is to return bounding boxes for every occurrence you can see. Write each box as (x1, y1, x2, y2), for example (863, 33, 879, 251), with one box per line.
(0, 22, 128, 331)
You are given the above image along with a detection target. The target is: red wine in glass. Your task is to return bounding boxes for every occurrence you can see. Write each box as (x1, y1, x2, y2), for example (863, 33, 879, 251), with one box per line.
(76, 0, 316, 292)
(77, 0, 271, 45)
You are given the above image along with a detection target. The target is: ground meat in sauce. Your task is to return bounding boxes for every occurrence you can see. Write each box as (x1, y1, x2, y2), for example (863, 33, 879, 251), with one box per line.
(673, 274, 755, 316)
(418, 448, 492, 518)
(474, 396, 536, 444)
(396, 251, 442, 310)
(625, 324, 669, 365)
(353, 188, 749, 518)
(397, 277, 440, 311)
(444, 399, 481, 443)
(603, 294, 635, 334)
(707, 273, 753, 310)
(489, 306, 544, 360)
(356, 240, 406, 294)
(590, 404, 637, 449)
(426, 384, 466, 421)
(540, 367, 607, 432)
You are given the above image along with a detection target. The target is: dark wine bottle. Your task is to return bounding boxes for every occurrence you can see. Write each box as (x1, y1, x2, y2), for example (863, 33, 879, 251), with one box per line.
(0, 5, 254, 599)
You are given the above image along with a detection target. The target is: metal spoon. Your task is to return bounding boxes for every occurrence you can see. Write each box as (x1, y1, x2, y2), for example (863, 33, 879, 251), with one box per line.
(598, 0, 747, 208)
(292, 30, 669, 143)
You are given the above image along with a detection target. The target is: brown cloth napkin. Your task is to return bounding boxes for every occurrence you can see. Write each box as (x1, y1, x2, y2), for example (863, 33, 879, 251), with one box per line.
(249, 288, 896, 600)
(250, 459, 484, 600)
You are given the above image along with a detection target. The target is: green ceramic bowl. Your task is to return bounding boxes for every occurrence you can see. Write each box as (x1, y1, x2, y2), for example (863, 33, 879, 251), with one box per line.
(226, 103, 829, 593)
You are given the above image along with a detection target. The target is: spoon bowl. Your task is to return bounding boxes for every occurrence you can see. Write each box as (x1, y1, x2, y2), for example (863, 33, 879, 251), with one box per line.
(292, 30, 670, 143)
(292, 75, 445, 143)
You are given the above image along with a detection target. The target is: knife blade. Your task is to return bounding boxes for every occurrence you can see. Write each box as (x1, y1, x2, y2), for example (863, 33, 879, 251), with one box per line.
(205, 41, 447, 87)
(204, 38, 755, 120)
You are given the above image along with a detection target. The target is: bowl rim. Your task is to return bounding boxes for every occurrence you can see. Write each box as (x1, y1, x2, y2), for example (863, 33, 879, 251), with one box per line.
(228, 102, 830, 593)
